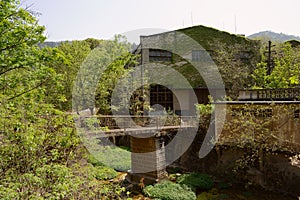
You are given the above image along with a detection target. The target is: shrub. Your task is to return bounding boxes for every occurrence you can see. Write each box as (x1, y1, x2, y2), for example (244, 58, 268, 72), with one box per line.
(143, 180, 196, 200)
(92, 165, 118, 180)
(0, 164, 82, 199)
(217, 182, 231, 189)
(177, 173, 213, 190)
(91, 146, 131, 171)
(87, 154, 104, 166)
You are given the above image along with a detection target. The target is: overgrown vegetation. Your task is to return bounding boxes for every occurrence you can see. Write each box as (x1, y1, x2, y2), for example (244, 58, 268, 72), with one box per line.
(174, 26, 260, 99)
(2, 0, 300, 198)
(87, 146, 131, 171)
(0, 0, 132, 198)
(177, 172, 214, 190)
(252, 42, 300, 88)
(217, 103, 300, 175)
(143, 180, 197, 200)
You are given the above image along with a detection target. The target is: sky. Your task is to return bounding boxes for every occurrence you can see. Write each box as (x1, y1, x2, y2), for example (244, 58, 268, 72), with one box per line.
(22, 0, 300, 42)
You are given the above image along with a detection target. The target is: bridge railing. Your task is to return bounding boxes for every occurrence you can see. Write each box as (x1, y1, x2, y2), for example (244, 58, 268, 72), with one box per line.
(239, 88, 300, 101)
(77, 115, 198, 132)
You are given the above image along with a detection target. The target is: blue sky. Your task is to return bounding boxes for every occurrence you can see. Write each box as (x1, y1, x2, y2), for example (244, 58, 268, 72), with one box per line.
(23, 0, 300, 41)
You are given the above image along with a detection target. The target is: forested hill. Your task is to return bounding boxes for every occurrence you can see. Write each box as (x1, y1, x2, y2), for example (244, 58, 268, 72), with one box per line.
(248, 31, 300, 42)
(39, 41, 62, 48)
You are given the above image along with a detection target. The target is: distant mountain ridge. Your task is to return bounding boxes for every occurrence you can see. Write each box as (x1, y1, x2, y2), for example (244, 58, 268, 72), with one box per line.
(39, 41, 62, 48)
(40, 30, 300, 47)
(248, 31, 300, 42)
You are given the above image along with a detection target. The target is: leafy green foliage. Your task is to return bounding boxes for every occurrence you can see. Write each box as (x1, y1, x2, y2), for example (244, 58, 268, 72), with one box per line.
(143, 180, 197, 200)
(174, 26, 260, 92)
(84, 38, 104, 49)
(92, 165, 118, 180)
(177, 173, 214, 190)
(70, 35, 137, 114)
(87, 156, 118, 180)
(220, 104, 298, 151)
(218, 103, 300, 174)
(0, 112, 97, 199)
(196, 102, 214, 126)
(252, 43, 300, 88)
(88, 154, 105, 166)
(0, 0, 51, 101)
(196, 103, 214, 116)
(88, 146, 131, 171)
(0, 0, 46, 71)
(210, 40, 260, 98)
(196, 97, 215, 129)
(50, 40, 92, 111)
(179, 25, 254, 51)
(0, 1, 129, 199)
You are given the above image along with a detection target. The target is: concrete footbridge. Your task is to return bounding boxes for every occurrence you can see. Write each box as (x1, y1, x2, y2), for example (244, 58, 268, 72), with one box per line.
(75, 115, 199, 184)
(77, 115, 199, 137)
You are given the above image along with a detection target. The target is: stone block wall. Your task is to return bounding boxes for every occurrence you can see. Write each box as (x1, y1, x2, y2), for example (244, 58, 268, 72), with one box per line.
(128, 136, 167, 184)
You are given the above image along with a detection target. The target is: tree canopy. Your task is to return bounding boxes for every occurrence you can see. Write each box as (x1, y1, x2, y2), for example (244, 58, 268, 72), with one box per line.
(0, 1, 131, 198)
(252, 43, 300, 89)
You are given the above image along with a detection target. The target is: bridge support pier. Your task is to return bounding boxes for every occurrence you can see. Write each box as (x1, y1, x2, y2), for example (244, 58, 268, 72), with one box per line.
(127, 135, 167, 184)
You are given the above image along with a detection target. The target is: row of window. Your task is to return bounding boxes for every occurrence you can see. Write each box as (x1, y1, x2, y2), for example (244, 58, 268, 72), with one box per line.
(149, 49, 172, 62)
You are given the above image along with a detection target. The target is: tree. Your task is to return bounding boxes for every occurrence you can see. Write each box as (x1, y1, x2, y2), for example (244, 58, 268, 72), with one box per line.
(84, 37, 104, 50)
(72, 35, 137, 115)
(0, 1, 127, 198)
(210, 40, 260, 99)
(252, 43, 300, 88)
(52, 40, 92, 110)
(0, 0, 46, 98)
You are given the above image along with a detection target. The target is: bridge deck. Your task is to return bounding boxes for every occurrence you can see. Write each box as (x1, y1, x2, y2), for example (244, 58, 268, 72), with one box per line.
(76, 115, 198, 137)
(89, 125, 196, 137)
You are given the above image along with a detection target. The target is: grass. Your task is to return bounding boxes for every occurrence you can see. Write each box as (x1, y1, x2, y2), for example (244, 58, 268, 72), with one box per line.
(88, 146, 131, 172)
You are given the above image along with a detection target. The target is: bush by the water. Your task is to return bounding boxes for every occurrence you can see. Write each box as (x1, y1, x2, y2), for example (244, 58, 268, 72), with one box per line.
(177, 173, 213, 190)
(92, 165, 118, 180)
(143, 180, 196, 200)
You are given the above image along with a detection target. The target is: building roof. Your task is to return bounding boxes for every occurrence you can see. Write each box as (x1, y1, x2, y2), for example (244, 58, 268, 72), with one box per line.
(136, 25, 261, 88)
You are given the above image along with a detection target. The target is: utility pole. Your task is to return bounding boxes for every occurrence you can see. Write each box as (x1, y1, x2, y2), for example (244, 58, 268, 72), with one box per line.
(265, 40, 275, 75)
(267, 41, 272, 75)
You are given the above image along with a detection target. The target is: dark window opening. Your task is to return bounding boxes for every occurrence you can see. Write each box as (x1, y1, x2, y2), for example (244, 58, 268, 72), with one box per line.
(149, 49, 172, 62)
(150, 85, 173, 111)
